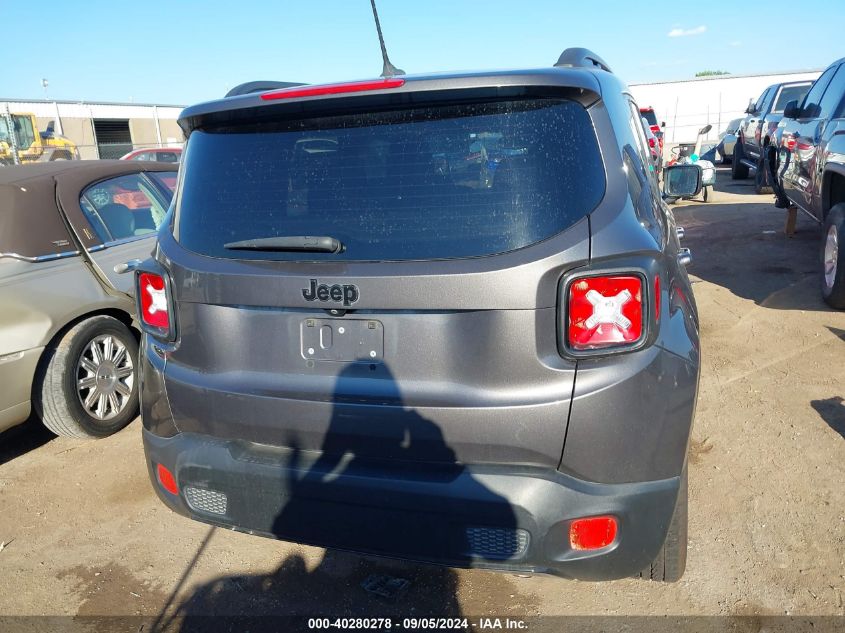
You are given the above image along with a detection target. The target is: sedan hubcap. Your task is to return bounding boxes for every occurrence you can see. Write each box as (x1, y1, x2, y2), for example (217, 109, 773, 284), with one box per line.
(824, 225, 839, 290)
(76, 335, 134, 420)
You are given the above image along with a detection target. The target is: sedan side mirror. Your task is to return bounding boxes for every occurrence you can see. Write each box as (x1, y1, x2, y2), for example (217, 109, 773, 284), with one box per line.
(663, 164, 703, 198)
(783, 100, 801, 120)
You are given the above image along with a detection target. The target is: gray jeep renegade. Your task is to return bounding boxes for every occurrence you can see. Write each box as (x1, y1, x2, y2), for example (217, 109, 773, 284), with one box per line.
(133, 48, 700, 582)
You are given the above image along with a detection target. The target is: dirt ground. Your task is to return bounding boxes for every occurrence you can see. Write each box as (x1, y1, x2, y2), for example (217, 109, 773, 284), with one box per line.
(1, 169, 844, 630)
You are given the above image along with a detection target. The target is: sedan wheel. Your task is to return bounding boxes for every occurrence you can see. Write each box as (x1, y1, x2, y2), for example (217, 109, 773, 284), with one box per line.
(76, 334, 134, 420)
(35, 316, 140, 438)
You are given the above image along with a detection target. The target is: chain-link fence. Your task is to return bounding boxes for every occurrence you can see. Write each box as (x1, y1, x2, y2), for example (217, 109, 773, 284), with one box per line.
(1, 100, 185, 166)
(75, 142, 183, 161)
(0, 141, 183, 166)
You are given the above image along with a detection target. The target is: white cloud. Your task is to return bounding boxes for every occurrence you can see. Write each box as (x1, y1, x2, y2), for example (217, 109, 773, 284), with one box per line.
(667, 25, 707, 37)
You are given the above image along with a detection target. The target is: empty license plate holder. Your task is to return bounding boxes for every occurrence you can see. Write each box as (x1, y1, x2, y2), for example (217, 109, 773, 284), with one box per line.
(301, 318, 384, 363)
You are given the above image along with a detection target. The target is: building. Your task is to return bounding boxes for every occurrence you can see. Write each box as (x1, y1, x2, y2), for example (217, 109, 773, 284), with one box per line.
(629, 70, 822, 145)
(2, 70, 826, 160)
(0, 98, 185, 160)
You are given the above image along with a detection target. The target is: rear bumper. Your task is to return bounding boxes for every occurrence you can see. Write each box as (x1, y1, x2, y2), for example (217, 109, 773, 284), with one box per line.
(143, 428, 680, 581)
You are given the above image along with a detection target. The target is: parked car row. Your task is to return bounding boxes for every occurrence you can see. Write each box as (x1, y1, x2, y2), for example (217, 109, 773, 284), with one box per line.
(769, 57, 845, 308)
(731, 79, 814, 193)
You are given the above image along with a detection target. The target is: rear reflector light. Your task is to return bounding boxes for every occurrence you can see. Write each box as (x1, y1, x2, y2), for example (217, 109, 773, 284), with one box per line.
(654, 275, 661, 322)
(649, 125, 660, 134)
(567, 275, 644, 350)
(156, 463, 178, 495)
(569, 516, 618, 550)
(139, 272, 169, 330)
(648, 137, 656, 148)
(260, 78, 405, 101)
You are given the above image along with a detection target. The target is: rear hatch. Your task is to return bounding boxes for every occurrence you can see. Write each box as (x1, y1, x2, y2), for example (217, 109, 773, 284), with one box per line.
(159, 76, 607, 468)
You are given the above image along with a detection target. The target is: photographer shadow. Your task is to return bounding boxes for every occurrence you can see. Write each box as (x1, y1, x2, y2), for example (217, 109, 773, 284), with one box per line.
(166, 363, 518, 632)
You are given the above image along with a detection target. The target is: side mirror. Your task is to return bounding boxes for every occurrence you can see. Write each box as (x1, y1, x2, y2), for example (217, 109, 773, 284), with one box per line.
(660, 121, 666, 128)
(698, 124, 712, 135)
(663, 164, 703, 198)
(783, 100, 801, 119)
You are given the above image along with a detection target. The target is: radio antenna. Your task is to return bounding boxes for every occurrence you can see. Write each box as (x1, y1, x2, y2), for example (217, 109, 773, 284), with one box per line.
(369, 0, 405, 77)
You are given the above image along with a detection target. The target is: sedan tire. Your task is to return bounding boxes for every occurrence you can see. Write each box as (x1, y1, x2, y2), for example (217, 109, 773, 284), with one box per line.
(35, 315, 139, 438)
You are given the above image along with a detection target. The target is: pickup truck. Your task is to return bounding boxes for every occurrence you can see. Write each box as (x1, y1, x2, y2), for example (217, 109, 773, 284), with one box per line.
(776, 58, 845, 307)
(732, 80, 813, 194)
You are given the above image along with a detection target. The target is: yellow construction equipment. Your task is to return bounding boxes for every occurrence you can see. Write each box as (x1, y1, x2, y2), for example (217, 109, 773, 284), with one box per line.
(0, 111, 78, 165)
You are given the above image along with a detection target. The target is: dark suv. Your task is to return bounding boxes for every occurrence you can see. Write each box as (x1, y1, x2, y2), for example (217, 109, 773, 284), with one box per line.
(732, 80, 813, 193)
(776, 58, 845, 308)
(132, 49, 700, 582)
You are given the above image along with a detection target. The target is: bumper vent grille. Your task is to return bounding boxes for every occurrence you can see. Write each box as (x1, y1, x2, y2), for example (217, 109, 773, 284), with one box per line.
(184, 486, 228, 516)
(465, 527, 530, 560)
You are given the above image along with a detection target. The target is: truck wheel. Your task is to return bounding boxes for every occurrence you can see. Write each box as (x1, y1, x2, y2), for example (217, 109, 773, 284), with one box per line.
(639, 464, 687, 582)
(34, 316, 139, 438)
(731, 142, 749, 180)
(754, 154, 772, 194)
(821, 204, 845, 309)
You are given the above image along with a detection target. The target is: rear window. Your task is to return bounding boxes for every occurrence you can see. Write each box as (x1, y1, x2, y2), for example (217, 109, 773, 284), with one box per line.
(175, 99, 605, 261)
(155, 151, 180, 163)
(773, 84, 811, 113)
(640, 109, 658, 127)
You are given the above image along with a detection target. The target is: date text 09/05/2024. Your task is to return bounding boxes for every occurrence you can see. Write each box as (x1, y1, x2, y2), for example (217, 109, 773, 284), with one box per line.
(307, 617, 528, 630)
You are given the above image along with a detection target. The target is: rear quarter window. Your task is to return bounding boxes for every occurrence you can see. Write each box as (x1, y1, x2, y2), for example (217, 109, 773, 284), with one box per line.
(175, 99, 605, 261)
(640, 110, 658, 127)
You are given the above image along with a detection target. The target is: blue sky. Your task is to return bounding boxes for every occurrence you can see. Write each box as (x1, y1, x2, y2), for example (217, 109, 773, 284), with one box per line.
(5, 0, 842, 105)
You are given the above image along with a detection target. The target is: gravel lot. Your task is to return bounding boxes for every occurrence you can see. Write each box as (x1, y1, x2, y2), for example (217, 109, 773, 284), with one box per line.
(1, 169, 843, 631)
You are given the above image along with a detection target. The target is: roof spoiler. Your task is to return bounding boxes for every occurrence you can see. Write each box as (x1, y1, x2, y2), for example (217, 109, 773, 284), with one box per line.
(554, 48, 612, 74)
(225, 81, 306, 98)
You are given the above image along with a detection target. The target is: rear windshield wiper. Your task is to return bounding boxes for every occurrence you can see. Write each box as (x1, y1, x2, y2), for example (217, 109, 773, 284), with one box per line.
(223, 236, 344, 254)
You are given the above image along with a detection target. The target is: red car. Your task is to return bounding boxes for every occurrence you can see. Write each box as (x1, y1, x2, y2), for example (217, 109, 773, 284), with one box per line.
(639, 107, 664, 152)
(119, 147, 182, 163)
